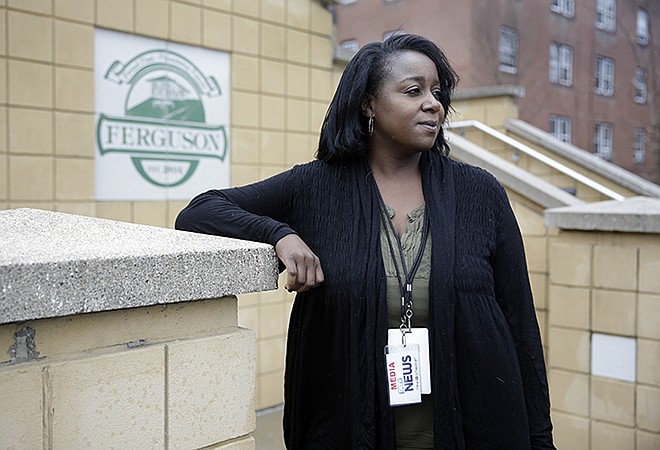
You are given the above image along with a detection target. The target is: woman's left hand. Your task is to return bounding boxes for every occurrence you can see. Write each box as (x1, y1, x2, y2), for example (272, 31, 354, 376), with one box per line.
(275, 234, 325, 293)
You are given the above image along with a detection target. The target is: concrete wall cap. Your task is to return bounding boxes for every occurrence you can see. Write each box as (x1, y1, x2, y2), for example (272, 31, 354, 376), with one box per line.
(506, 119, 660, 198)
(0, 209, 279, 324)
(545, 196, 660, 233)
(453, 85, 526, 100)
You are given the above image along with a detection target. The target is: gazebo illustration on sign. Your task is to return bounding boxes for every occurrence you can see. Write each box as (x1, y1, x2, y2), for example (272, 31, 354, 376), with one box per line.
(148, 75, 190, 108)
(125, 72, 206, 122)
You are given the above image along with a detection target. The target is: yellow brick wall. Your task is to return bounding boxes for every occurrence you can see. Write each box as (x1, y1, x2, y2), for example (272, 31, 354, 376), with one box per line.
(548, 231, 660, 449)
(452, 95, 519, 132)
(0, 0, 335, 410)
(0, 0, 334, 221)
(0, 297, 257, 449)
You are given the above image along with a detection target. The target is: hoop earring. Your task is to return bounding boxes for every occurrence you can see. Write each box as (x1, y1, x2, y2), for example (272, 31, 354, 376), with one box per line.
(368, 116, 374, 136)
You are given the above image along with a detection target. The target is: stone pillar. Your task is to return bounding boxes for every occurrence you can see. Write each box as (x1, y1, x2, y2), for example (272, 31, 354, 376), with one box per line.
(0, 208, 278, 449)
(545, 197, 660, 449)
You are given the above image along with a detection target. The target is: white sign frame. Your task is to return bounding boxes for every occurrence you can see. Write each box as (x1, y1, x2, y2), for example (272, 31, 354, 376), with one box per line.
(94, 28, 231, 200)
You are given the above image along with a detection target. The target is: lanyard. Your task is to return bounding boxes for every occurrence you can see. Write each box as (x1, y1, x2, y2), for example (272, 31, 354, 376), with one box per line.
(373, 181, 430, 341)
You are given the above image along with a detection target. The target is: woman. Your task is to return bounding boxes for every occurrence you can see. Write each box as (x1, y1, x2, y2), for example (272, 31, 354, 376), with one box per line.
(176, 34, 554, 449)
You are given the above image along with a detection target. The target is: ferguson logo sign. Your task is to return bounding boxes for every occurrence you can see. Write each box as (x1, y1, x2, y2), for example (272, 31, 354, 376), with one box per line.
(95, 29, 230, 200)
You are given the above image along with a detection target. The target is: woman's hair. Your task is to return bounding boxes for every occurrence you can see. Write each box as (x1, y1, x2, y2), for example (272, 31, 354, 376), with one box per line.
(316, 33, 459, 163)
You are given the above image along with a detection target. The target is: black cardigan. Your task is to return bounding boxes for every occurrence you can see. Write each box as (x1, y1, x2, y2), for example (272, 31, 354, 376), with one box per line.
(175, 153, 555, 449)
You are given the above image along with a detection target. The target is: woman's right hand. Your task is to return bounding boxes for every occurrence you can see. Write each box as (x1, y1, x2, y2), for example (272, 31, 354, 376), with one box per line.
(275, 234, 325, 293)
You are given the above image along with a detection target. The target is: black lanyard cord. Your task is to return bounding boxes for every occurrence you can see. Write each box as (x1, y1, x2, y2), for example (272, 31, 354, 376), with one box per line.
(372, 177, 430, 330)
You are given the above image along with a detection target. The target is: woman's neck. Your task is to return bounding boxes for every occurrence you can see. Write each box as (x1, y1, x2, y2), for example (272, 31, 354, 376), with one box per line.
(369, 148, 422, 181)
(369, 149, 425, 238)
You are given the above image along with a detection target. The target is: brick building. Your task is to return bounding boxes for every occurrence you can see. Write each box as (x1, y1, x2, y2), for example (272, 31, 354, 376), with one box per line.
(334, 0, 660, 183)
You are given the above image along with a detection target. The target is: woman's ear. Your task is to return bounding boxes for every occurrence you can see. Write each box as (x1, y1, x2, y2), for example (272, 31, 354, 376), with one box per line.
(361, 95, 374, 118)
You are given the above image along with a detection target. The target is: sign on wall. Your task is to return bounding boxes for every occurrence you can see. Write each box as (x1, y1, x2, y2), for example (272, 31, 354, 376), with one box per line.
(95, 29, 230, 200)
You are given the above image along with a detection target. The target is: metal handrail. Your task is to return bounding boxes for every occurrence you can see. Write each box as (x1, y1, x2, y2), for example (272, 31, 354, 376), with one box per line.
(446, 120, 625, 201)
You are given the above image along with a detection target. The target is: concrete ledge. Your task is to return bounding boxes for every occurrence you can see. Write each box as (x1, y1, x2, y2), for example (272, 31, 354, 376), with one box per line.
(0, 209, 279, 324)
(447, 131, 584, 209)
(454, 85, 525, 100)
(506, 119, 660, 198)
(545, 196, 660, 233)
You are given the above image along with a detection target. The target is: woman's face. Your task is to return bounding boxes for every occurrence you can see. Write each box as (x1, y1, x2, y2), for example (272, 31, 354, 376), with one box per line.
(364, 51, 445, 157)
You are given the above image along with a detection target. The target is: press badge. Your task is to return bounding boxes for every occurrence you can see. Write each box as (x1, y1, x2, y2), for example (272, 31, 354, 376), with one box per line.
(388, 328, 431, 394)
(384, 343, 422, 406)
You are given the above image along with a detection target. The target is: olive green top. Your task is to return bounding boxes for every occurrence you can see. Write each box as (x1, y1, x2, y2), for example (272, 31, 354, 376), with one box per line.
(380, 203, 434, 450)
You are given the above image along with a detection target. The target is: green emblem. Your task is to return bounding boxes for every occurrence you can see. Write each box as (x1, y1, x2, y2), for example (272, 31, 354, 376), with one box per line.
(96, 50, 227, 187)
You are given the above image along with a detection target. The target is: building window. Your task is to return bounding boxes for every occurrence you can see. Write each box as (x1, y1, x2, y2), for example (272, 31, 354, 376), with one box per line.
(594, 123, 613, 160)
(595, 56, 615, 96)
(634, 67, 648, 104)
(551, 0, 575, 18)
(549, 43, 573, 86)
(595, 0, 616, 32)
(549, 115, 572, 143)
(633, 128, 646, 164)
(499, 26, 518, 74)
(637, 8, 650, 45)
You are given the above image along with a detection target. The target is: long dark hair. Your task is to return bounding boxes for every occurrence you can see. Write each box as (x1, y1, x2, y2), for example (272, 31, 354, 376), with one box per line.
(316, 34, 458, 163)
